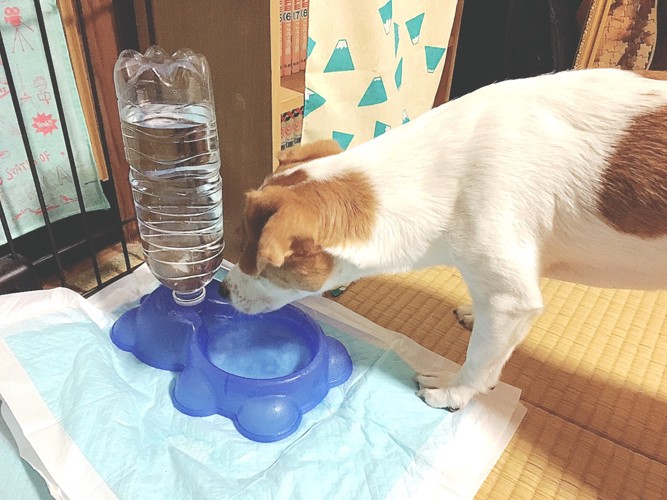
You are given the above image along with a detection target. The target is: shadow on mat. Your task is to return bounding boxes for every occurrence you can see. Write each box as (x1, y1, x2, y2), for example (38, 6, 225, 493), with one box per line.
(332, 271, 667, 497)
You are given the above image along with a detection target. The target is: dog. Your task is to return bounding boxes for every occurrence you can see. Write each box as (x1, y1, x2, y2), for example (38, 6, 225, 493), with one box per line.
(220, 68, 667, 411)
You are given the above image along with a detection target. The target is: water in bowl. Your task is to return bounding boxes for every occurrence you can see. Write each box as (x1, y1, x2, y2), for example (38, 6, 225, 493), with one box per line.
(206, 320, 314, 379)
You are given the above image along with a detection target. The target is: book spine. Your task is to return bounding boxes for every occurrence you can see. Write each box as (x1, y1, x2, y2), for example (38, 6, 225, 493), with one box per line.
(285, 110, 294, 149)
(282, 0, 293, 76)
(293, 106, 303, 145)
(281, 112, 287, 150)
(300, 0, 309, 71)
(279, 0, 284, 76)
(291, 0, 301, 74)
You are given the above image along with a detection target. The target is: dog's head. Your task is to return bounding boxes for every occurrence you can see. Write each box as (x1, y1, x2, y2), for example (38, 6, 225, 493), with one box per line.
(219, 140, 377, 314)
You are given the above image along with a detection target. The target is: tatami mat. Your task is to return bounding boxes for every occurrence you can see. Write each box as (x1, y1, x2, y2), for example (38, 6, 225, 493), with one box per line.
(480, 403, 667, 499)
(330, 266, 667, 499)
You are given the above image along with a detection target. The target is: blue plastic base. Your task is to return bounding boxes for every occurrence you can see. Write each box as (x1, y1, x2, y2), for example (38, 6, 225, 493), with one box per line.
(110, 281, 353, 442)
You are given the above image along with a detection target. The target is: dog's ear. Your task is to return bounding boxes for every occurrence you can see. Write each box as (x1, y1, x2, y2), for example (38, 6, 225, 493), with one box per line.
(275, 139, 343, 172)
(238, 190, 276, 276)
(241, 187, 318, 275)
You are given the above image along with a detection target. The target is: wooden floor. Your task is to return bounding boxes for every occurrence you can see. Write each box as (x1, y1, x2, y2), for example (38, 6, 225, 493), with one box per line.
(40, 229, 241, 295)
(41, 240, 144, 295)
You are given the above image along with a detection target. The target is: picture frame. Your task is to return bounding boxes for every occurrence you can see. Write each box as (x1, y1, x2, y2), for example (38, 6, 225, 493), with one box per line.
(574, 0, 660, 70)
(574, 0, 614, 68)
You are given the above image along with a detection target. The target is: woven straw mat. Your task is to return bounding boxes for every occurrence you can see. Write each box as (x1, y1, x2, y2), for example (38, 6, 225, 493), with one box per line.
(330, 266, 667, 499)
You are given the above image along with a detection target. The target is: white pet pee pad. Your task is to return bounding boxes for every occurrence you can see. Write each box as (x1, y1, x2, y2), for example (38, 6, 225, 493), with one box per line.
(0, 264, 524, 499)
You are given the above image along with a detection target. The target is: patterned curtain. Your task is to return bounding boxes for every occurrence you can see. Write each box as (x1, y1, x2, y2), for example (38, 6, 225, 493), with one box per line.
(0, 0, 108, 244)
(302, 0, 458, 150)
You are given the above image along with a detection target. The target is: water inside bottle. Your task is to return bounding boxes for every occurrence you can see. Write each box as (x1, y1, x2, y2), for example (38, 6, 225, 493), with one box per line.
(121, 103, 224, 300)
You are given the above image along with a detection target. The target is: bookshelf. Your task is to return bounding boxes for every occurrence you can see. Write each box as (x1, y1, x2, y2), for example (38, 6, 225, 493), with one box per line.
(273, 0, 308, 152)
(280, 84, 304, 114)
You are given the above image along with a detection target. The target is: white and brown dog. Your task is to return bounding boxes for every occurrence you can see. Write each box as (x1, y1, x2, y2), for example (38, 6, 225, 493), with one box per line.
(220, 68, 667, 411)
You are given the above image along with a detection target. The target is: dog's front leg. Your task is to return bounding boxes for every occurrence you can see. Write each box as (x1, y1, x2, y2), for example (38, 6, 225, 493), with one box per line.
(417, 265, 543, 410)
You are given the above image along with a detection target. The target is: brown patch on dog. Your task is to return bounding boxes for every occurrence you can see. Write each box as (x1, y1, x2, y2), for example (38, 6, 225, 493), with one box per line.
(236, 138, 374, 291)
(275, 139, 343, 172)
(237, 189, 281, 276)
(263, 140, 343, 189)
(237, 171, 377, 290)
(598, 106, 667, 238)
(261, 239, 336, 292)
(263, 169, 309, 188)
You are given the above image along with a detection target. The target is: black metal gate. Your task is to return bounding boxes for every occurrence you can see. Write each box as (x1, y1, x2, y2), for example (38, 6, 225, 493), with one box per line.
(0, 0, 139, 297)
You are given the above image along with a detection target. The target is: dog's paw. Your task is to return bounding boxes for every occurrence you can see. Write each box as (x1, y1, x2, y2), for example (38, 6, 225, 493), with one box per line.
(453, 304, 474, 330)
(415, 372, 477, 411)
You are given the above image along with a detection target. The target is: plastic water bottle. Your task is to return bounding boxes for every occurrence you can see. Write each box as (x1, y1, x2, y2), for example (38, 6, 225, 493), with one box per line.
(114, 46, 224, 306)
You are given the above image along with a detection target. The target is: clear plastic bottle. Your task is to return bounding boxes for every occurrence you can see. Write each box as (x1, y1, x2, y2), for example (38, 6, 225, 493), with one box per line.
(114, 46, 224, 306)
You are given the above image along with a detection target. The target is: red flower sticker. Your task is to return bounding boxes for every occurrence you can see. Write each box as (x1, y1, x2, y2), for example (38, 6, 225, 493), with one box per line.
(32, 112, 57, 135)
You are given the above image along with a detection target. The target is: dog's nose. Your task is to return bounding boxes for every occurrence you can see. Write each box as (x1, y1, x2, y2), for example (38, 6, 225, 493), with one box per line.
(218, 281, 231, 300)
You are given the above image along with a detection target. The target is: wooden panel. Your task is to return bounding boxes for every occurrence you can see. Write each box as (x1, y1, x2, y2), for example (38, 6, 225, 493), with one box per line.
(145, 0, 275, 262)
(433, 0, 465, 107)
(280, 69, 305, 116)
(279, 85, 303, 115)
(56, 0, 107, 181)
(281, 70, 305, 94)
(132, 0, 151, 50)
(270, 0, 282, 169)
(76, 0, 137, 241)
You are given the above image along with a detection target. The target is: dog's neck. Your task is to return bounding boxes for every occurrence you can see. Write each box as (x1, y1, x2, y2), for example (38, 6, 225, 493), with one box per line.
(290, 109, 471, 276)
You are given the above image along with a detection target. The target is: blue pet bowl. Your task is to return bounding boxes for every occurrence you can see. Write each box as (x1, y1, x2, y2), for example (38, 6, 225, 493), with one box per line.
(111, 283, 206, 371)
(110, 282, 353, 442)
